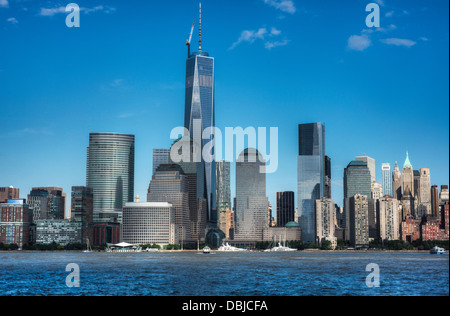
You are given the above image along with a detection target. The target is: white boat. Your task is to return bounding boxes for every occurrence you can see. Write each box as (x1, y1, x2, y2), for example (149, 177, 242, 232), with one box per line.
(430, 246, 446, 254)
(145, 248, 159, 253)
(203, 246, 211, 254)
(264, 242, 297, 252)
(264, 235, 297, 252)
(217, 243, 247, 252)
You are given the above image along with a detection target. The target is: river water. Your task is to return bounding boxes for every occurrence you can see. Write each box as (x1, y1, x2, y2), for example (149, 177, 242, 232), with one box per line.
(0, 251, 448, 296)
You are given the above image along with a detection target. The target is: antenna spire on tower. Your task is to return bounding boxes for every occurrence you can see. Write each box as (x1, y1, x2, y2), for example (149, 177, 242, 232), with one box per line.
(199, 2, 202, 51)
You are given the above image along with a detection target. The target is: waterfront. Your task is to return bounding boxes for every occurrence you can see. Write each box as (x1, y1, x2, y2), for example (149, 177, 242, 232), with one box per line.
(0, 251, 448, 296)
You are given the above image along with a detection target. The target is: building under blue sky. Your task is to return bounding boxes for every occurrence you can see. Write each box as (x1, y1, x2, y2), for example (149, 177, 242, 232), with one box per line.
(0, 0, 448, 217)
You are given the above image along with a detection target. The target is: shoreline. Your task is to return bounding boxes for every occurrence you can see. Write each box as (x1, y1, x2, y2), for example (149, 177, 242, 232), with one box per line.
(0, 249, 445, 254)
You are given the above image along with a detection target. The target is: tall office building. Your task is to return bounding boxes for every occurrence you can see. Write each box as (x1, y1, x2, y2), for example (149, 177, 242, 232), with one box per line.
(315, 197, 337, 248)
(0, 187, 19, 203)
(401, 152, 415, 219)
(235, 148, 269, 241)
(169, 136, 207, 241)
(377, 196, 400, 241)
(419, 168, 431, 204)
(297, 123, 325, 244)
(431, 185, 439, 217)
(147, 164, 191, 243)
(381, 163, 392, 197)
(344, 160, 372, 239)
(349, 194, 369, 248)
(402, 152, 414, 197)
(356, 155, 376, 183)
(216, 160, 231, 214)
(71, 186, 93, 243)
(392, 162, 402, 200)
(184, 5, 216, 224)
(86, 133, 135, 223)
(324, 156, 332, 199)
(276, 191, 295, 228)
(152, 149, 170, 175)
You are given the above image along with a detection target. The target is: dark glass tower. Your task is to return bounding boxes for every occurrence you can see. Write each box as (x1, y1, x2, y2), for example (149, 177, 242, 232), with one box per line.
(184, 8, 216, 225)
(297, 123, 325, 244)
(276, 191, 295, 227)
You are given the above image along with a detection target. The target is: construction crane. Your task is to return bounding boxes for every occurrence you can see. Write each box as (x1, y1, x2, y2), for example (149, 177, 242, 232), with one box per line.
(186, 21, 195, 57)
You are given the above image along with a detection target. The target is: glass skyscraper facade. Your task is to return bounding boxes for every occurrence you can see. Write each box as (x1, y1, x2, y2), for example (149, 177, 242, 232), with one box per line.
(297, 123, 325, 244)
(216, 160, 231, 212)
(152, 149, 170, 176)
(86, 133, 135, 223)
(184, 51, 216, 225)
(235, 148, 268, 241)
(344, 160, 372, 238)
(382, 163, 393, 197)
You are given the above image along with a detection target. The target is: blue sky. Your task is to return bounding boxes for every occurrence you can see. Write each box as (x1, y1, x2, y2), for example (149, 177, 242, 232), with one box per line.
(0, 0, 448, 217)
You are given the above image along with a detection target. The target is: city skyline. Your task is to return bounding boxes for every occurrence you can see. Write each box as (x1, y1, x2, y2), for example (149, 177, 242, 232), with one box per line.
(0, 0, 448, 219)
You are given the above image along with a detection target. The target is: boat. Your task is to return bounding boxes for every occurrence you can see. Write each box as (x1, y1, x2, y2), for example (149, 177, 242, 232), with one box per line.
(83, 239, 93, 253)
(145, 248, 159, 253)
(106, 242, 143, 253)
(264, 235, 297, 252)
(264, 242, 297, 252)
(430, 246, 446, 254)
(203, 246, 211, 254)
(217, 243, 247, 252)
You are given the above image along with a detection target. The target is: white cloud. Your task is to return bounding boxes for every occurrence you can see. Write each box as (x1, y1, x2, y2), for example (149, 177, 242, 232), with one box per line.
(265, 39, 290, 50)
(230, 26, 289, 50)
(6, 17, 18, 24)
(270, 27, 281, 36)
(385, 10, 394, 17)
(39, 7, 66, 16)
(380, 38, 416, 47)
(0, 0, 9, 8)
(347, 34, 372, 51)
(229, 28, 268, 50)
(263, 0, 296, 14)
(39, 5, 115, 16)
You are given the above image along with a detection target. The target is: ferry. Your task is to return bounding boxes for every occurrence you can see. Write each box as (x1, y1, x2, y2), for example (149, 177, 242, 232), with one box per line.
(430, 246, 446, 254)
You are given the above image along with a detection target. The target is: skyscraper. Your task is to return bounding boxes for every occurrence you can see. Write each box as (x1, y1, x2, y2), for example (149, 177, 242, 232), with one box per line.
(392, 162, 402, 200)
(216, 160, 231, 213)
(356, 155, 376, 183)
(86, 133, 135, 223)
(235, 148, 269, 241)
(402, 152, 414, 197)
(169, 136, 207, 241)
(297, 123, 325, 244)
(419, 168, 431, 204)
(71, 186, 93, 244)
(431, 185, 439, 217)
(276, 191, 295, 228)
(152, 149, 170, 175)
(147, 164, 191, 243)
(184, 4, 216, 224)
(344, 160, 372, 240)
(377, 196, 400, 241)
(382, 163, 392, 197)
(315, 197, 336, 248)
(349, 194, 369, 248)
